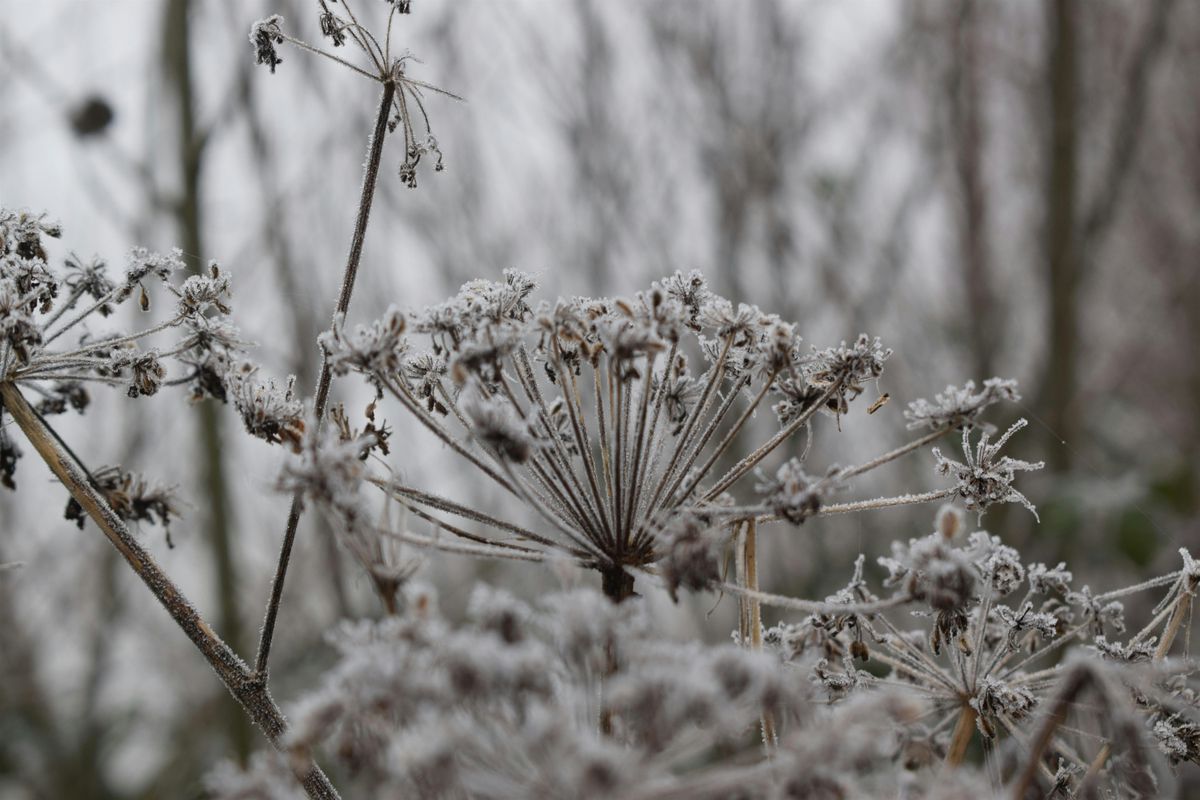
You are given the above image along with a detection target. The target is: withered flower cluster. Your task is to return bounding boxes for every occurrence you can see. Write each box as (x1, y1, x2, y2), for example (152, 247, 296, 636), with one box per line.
(0, 208, 301, 532)
(312, 269, 1036, 602)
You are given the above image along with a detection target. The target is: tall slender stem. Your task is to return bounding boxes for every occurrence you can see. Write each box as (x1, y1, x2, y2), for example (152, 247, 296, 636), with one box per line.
(256, 79, 397, 677)
(0, 383, 340, 799)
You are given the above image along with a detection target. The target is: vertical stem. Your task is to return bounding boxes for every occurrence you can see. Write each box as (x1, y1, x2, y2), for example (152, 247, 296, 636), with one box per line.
(256, 78, 397, 677)
(743, 519, 776, 751)
(599, 565, 634, 736)
(601, 566, 635, 604)
(1075, 742, 1111, 796)
(1039, 0, 1079, 473)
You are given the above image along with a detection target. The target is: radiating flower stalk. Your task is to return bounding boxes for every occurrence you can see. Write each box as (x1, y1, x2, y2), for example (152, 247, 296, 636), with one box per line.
(311, 268, 1036, 607)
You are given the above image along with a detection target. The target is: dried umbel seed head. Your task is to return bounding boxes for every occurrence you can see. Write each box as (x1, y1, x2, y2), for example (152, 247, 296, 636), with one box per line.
(881, 534, 976, 612)
(321, 306, 409, 390)
(174, 264, 231, 318)
(64, 465, 180, 546)
(112, 349, 166, 398)
(459, 388, 535, 464)
(755, 460, 841, 524)
(904, 378, 1020, 433)
(807, 333, 892, 416)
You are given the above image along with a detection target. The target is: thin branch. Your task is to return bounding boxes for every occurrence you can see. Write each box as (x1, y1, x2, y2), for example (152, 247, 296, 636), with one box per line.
(0, 382, 340, 799)
(256, 79, 396, 678)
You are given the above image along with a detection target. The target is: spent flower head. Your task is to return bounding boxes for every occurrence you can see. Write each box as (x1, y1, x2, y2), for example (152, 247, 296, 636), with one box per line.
(251, 2, 459, 188)
(933, 418, 1044, 521)
(315, 269, 979, 601)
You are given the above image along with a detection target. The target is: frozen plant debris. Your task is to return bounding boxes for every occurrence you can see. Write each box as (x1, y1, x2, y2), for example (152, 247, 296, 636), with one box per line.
(250, 15, 285, 73)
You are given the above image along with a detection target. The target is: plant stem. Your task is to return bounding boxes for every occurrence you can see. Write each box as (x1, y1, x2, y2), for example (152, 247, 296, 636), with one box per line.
(0, 382, 340, 800)
(1154, 577, 1195, 660)
(740, 520, 776, 752)
(598, 565, 635, 736)
(256, 78, 396, 677)
(945, 703, 977, 766)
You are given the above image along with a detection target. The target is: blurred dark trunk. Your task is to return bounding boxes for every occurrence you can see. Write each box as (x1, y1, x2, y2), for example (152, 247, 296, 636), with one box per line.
(1040, 0, 1079, 473)
(952, 0, 994, 382)
(162, 0, 251, 763)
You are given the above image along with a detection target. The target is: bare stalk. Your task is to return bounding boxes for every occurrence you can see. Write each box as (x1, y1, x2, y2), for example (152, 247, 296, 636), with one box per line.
(739, 519, 776, 752)
(1154, 576, 1196, 660)
(944, 703, 977, 767)
(256, 78, 397, 677)
(0, 382, 340, 800)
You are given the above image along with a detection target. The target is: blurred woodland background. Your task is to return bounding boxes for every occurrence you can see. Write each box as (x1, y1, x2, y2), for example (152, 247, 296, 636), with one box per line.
(1, 0, 1199, 797)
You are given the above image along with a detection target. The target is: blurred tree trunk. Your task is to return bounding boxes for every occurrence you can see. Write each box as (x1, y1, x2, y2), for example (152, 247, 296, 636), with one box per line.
(1039, 0, 1175, 474)
(162, 0, 251, 763)
(1040, 0, 1079, 474)
(950, 0, 995, 382)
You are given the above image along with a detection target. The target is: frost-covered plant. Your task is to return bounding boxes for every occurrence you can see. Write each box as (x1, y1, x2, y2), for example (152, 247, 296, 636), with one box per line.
(933, 418, 1045, 521)
(0, 211, 262, 500)
(1, 4, 458, 798)
(207, 580, 1003, 800)
(0, 207, 346, 796)
(6, 4, 1196, 800)
(250, 0, 458, 187)
(762, 510, 1200, 797)
(312, 269, 1036, 604)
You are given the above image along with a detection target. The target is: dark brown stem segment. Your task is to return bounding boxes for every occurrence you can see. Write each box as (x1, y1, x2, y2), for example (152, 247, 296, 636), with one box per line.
(0, 382, 340, 800)
(602, 567, 635, 604)
(598, 565, 634, 736)
(256, 78, 397, 677)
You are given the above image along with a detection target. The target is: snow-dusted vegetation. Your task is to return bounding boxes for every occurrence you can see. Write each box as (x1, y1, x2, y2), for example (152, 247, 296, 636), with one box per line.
(3, 1, 1199, 798)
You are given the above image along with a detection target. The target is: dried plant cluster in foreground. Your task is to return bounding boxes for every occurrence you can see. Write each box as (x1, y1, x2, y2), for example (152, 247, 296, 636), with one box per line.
(2, 2, 1199, 799)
